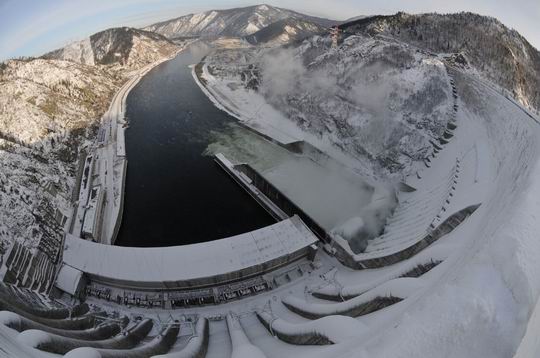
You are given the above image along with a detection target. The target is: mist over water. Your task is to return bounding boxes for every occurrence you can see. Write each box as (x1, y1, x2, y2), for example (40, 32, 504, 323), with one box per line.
(205, 43, 407, 251)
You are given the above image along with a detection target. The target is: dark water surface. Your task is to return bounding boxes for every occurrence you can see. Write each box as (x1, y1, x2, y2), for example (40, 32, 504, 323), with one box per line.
(115, 43, 274, 247)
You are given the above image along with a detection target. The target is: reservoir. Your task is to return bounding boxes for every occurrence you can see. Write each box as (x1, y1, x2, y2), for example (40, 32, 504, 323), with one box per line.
(115, 43, 274, 247)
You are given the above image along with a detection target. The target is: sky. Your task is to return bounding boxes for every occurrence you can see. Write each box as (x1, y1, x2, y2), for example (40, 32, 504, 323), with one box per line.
(0, 0, 539, 61)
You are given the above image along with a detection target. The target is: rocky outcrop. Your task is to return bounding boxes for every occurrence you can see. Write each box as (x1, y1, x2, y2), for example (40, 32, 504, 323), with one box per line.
(341, 12, 540, 112)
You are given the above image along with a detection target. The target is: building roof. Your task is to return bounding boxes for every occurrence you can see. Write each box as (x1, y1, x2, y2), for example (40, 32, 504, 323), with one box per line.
(55, 264, 84, 295)
(63, 216, 317, 285)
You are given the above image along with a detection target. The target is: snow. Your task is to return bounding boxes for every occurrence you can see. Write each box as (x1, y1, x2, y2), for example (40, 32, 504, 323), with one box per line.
(346, 69, 540, 358)
(192, 63, 301, 145)
(514, 296, 540, 357)
(0, 311, 21, 326)
(0, 58, 119, 254)
(54, 264, 84, 296)
(191, 35, 540, 357)
(64, 347, 101, 358)
(154, 318, 208, 357)
(61, 38, 95, 65)
(283, 277, 424, 318)
(200, 35, 453, 179)
(0, 324, 54, 358)
(16, 329, 50, 348)
(313, 243, 452, 298)
(1, 22, 540, 358)
(144, 4, 317, 39)
(63, 216, 317, 284)
(0, 28, 184, 253)
(245, 23, 262, 35)
(227, 314, 267, 358)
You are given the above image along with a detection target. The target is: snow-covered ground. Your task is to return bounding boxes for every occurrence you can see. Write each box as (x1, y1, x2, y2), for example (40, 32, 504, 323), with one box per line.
(70, 45, 186, 245)
(206, 122, 391, 236)
(2, 30, 540, 358)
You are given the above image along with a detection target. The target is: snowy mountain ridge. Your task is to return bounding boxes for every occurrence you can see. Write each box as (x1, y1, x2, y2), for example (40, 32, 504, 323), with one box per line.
(43, 27, 179, 71)
(341, 12, 540, 112)
(143, 4, 337, 39)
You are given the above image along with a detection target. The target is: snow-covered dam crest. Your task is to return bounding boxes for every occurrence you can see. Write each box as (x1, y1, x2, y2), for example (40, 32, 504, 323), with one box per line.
(190, 30, 540, 356)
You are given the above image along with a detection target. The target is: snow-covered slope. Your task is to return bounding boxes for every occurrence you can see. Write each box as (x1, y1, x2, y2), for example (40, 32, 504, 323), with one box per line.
(144, 4, 335, 39)
(0, 28, 181, 258)
(0, 59, 118, 143)
(342, 12, 540, 112)
(44, 27, 179, 71)
(201, 34, 452, 177)
(244, 18, 327, 46)
(0, 58, 119, 254)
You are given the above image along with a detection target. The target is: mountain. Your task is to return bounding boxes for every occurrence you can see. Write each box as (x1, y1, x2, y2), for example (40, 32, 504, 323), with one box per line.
(1, 27, 181, 256)
(244, 18, 327, 46)
(199, 34, 453, 177)
(339, 12, 540, 112)
(143, 4, 336, 39)
(43, 27, 178, 70)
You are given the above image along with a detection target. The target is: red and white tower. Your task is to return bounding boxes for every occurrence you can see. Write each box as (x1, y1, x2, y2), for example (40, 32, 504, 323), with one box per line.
(330, 26, 341, 48)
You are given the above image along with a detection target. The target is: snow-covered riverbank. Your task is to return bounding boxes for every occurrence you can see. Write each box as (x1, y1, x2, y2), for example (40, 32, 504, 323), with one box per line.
(190, 40, 540, 357)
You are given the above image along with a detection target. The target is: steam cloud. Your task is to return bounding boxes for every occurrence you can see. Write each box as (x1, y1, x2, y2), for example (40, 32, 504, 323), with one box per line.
(331, 185, 397, 253)
(256, 44, 409, 252)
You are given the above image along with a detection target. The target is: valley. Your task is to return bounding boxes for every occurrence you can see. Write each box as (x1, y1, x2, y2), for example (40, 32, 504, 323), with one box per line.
(0, 4, 540, 358)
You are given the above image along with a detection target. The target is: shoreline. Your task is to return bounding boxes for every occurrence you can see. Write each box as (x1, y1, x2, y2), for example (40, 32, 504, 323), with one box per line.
(191, 60, 298, 146)
(67, 45, 188, 247)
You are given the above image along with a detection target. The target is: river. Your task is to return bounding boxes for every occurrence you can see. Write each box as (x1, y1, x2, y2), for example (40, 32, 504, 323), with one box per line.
(115, 43, 274, 247)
